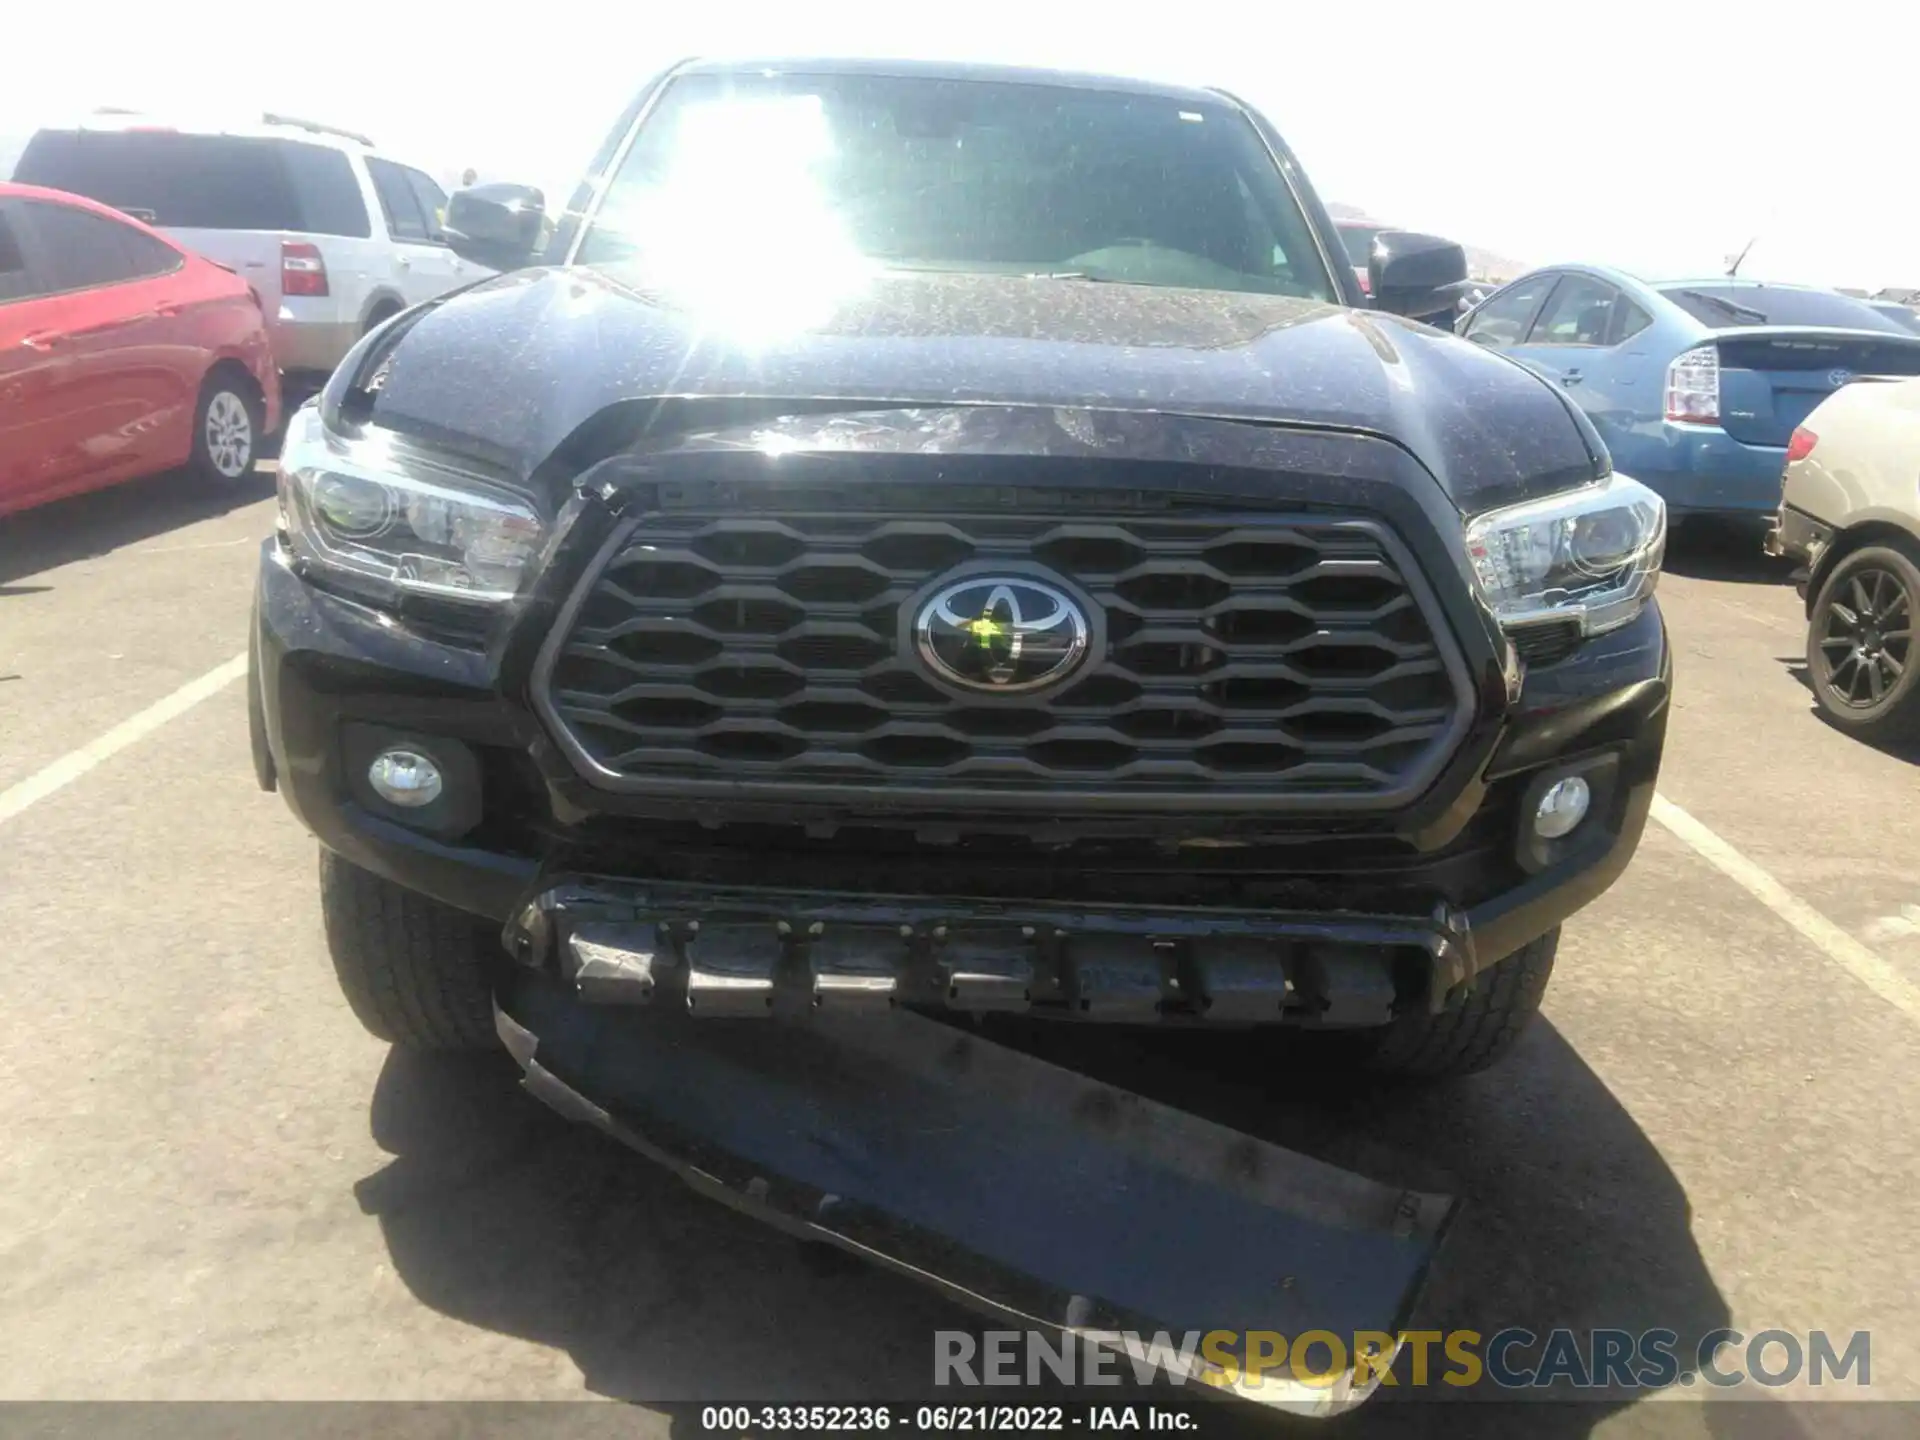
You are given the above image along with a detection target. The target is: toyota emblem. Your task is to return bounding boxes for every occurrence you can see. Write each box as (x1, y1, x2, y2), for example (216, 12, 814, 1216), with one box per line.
(913, 576, 1091, 694)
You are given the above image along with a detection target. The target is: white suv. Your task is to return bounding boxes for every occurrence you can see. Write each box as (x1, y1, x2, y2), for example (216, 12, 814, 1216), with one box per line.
(9, 112, 487, 382)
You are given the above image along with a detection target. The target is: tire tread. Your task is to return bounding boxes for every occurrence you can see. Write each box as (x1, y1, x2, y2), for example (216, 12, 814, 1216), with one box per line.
(318, 849, 496, 1051)
(1363, 928, 1558, 1080)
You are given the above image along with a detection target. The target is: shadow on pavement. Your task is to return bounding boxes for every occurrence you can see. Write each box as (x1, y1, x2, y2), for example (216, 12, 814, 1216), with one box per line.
(357, 1012, 1730, 1438)
(1017, 1020, 1733, 1437)
(1778, 655, 1920, 766)
(354, 1046, 963, 1403)
(0, 458, 277, 588)
(1663, 519, 1795, 587)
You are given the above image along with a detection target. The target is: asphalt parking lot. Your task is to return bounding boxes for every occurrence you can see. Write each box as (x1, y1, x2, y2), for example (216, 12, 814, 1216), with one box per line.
(3, 461, 1919, 1438)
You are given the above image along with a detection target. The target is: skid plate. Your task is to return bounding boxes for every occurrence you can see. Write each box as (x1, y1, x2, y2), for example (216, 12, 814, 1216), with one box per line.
(496, 971, 1455, 1415)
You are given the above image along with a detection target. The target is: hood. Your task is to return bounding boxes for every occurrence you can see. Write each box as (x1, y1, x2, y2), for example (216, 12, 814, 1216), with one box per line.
(363, 265, 1602, 511)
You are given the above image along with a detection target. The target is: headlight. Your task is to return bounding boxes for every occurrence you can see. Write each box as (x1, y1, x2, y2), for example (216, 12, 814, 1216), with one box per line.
(277, 405, 546, 604)
(1464, 473, 1666, 635)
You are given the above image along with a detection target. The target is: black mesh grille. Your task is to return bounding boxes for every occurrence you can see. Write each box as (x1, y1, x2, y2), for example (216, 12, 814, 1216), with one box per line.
(540, 512, 1467, 802)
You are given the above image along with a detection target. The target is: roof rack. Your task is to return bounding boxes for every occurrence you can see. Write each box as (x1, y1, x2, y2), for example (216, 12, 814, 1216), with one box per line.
(261, 112, 375, 148)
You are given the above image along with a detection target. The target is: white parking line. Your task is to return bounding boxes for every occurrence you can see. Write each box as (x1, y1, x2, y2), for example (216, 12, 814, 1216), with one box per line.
(1652, 794, 1920, 1028)
(128, 538, 257, 557)
(0, 653, 247, 827)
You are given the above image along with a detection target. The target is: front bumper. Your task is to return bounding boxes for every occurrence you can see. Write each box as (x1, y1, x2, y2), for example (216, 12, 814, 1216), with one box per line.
(251, 531, 1670, 1024)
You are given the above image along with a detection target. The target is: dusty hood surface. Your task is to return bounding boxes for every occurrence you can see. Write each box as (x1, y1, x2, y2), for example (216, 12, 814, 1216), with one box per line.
(365, 265, 1603, 510)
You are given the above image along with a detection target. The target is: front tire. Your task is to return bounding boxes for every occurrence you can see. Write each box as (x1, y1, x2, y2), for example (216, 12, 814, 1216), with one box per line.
(189, 369, 261, 484)
(1806, 544, 1920, 743)
(319, 849, 499, 1051)
(1359, 928, 1558, 1080)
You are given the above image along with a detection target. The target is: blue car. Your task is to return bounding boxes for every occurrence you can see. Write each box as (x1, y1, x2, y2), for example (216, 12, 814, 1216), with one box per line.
(1456, 267, 1920, 520)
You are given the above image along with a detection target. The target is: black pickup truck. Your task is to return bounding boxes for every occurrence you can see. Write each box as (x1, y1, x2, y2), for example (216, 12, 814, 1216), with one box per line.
(250, 57, 1669, 1402)
(254, 55, 1668, 1068)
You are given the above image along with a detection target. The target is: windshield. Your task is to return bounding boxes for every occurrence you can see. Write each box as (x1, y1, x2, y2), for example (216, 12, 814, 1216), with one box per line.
(14, 130, 372, 237)
(1658, 283, 1910, 334)
(1337, 225, 1383, 266)
(574, 73, 1340, 302)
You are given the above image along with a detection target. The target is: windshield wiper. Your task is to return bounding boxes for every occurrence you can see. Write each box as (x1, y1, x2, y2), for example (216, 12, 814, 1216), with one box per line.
(1679, 288, 1769, 325)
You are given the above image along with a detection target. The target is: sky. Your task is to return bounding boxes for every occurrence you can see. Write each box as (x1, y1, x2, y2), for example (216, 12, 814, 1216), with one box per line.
(5, 0, 1915, 291)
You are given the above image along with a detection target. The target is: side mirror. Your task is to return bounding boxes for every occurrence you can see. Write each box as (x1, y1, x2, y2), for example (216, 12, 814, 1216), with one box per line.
(445, 183, 548, 272)
(1367, 231, 1470, 319)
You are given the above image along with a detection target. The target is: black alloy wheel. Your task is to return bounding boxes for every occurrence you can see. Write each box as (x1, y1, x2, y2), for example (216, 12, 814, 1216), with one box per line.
(1807, 545, 1920, 741)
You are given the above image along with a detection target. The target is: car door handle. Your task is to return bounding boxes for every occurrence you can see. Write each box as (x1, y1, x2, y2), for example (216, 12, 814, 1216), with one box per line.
(1560, 369, 1584, 386)
(397, 256, 412, 270)
(150, 304, 182, 319)
(20, 331, 62, 351)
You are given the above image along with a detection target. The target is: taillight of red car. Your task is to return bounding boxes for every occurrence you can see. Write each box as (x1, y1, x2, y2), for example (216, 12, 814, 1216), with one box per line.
(281, 240, 329, 297)
(1785, 427, 1818, 464)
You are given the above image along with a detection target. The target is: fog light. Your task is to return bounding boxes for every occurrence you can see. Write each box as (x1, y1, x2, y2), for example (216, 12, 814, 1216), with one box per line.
(1533, 775, 1591, 839)
(367, 748, 443, 808)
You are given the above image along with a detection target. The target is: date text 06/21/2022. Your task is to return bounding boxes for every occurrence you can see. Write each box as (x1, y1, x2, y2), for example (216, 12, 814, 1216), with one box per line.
(698, 1406, 1190, 1432)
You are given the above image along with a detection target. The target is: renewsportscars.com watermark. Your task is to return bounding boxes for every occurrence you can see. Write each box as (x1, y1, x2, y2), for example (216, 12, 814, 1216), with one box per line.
(935, 1327, 1872, 1393)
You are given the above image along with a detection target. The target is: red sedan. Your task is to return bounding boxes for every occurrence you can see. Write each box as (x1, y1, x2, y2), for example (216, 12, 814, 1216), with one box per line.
(0, 182, 281, 517)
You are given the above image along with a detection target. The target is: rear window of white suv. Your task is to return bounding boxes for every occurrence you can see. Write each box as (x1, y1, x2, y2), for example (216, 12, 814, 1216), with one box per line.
(15, 131, 372, 238)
